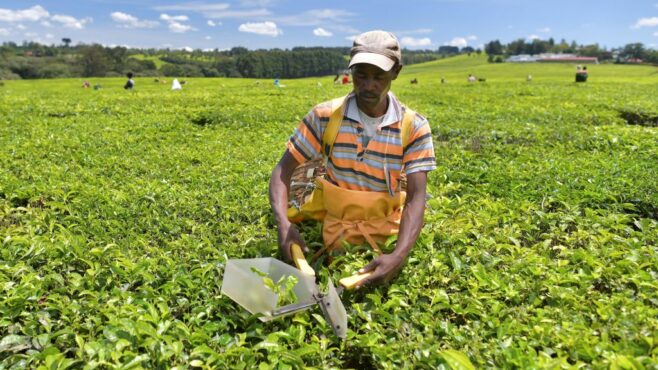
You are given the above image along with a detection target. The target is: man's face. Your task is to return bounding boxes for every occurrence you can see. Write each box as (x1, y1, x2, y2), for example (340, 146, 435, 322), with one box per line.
(351, 63, 401, 112)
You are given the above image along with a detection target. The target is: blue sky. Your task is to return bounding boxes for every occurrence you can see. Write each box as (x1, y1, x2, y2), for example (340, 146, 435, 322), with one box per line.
(1, 1, 657, 51)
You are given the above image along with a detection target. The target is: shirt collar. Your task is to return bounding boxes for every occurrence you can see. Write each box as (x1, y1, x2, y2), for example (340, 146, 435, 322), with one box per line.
(344, 91, 403, 128)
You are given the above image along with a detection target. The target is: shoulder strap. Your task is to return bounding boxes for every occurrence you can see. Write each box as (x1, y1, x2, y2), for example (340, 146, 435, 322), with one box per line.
(321, 96, 348, 164)
(400, 108, 416, 150)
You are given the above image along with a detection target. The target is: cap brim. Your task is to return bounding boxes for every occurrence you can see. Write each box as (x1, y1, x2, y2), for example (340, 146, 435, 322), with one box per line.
(348, 53, 395, 71)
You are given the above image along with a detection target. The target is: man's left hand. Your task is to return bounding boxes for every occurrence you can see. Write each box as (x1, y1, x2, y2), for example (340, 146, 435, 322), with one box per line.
(354, 253, 406, 289)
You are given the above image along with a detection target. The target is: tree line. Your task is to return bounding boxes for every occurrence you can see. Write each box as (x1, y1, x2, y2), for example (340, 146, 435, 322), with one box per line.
(2, 38, 656, 80)
(0, 42, 458, 80)
(484, 38, 658, 64)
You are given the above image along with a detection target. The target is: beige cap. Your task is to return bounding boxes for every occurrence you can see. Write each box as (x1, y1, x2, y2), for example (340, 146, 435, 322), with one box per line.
(349, 30, 401, 71)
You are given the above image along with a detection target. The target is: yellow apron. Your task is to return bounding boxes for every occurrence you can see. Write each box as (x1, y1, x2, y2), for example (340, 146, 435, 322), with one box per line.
(288, 178, 405, 260)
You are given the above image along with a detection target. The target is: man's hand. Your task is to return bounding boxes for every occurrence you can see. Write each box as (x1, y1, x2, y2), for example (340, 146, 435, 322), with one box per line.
(277, 221, 308, 262)
(354, 253, 405, 289)
(352, 171, 428, 289)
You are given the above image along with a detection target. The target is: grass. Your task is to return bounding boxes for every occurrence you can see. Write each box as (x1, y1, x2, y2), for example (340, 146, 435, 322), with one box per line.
(129, 54, 167, 69)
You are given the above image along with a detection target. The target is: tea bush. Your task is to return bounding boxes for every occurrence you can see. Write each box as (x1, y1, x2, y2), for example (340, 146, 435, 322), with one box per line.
(1, 55, 657, 368)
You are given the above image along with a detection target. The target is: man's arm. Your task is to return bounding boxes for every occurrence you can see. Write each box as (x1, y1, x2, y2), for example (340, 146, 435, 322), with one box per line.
(355, 171, 428, 288)
(269, 151, 308, 261)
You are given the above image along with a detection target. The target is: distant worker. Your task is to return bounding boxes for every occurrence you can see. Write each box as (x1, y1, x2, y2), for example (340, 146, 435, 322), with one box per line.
(94, 83, 102, 90)
(467, 74, 477, 83)
(410, 78, 418, 84)
(172, 78, 182, 90)
(82, 80, 90, 88)
(333, 74, 340, 84)
(575, 65, 588, 82)
(341, 73, 350, 85)
(440, 77, 446, 84)
(124, 72, 135, 90)
(526, 74, 533, 82)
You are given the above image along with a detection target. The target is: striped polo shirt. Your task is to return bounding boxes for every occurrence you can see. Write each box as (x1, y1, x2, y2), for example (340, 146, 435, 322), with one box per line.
(287, 92, 436, 193)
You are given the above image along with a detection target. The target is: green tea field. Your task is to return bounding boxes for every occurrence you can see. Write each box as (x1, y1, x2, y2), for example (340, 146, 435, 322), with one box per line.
(1, 55, 657, 368)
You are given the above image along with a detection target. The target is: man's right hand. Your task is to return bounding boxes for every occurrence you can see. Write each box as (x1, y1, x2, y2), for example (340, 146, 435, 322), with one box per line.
(277, 221, 308, 261)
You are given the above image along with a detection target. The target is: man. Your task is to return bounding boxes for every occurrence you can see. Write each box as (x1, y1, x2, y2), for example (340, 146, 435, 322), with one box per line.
(124, 72, 134, 90)
(269, 30, 436, 288)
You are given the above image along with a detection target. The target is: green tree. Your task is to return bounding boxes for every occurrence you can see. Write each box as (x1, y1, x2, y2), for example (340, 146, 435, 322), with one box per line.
(484, 40, 503, 55)
(622, 43, 646, 60)
(80, 44, 110, 77)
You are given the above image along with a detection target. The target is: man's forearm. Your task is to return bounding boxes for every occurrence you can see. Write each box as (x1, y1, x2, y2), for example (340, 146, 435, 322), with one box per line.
(392, 172, 428, 258)
(269, 152, 300, 227)
(392, 193, 425, 258)
(269, 164, 291, 227)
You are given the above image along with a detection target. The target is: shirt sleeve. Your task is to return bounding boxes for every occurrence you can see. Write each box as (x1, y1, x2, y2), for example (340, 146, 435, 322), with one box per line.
(403, 114, 436, 174)
(286, 108, 323, 164)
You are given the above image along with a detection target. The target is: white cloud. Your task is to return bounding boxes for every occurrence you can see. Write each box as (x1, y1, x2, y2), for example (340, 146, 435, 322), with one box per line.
(239, 0, 273, 6)
(401, 36, 432, 47)
(111, 12, 159, 28)
(0, 5, 49, 22)
(155, 3, 230, 12)
(40, 20, 52, 27)
(16, 24, 26, 30)
(538, 27, 551, 33)
(24, 32, 38, 38)
(278, 9, 353, 26)
(313, 27, 332, 37)
(181, 46, 193, 52)
(444, 36, 476, 48)
(345, 35, 358, 42)
(239, 21, 282, 36)
(207, 9, 270, 19)
(155, 2, 269, 20)
(51, 14, 92, 29)
(633, 17, 658, 28)
(654, 31, 658, 36)
(160, 13, 195, 33)
(330, 24, 360, 34)
(207, 20, 221, 26)
(527, 34, 541, 40)
(0, 28, 9, 36)
(160, 14, 189, 22)
(168, 21, 195, 33)
(446, 37, 467, 47)
(205, 35, 212, 40)
(45, 33, 54, 39)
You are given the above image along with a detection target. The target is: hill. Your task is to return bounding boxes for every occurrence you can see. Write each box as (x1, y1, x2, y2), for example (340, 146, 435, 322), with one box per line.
(400, 54, 658, 83)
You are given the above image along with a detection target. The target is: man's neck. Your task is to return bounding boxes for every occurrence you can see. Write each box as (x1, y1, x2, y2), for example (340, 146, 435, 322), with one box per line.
(357, 94, 389, 117)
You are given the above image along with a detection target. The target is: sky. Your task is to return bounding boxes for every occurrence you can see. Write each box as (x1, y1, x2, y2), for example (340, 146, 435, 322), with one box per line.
(0, 1, 657, 51)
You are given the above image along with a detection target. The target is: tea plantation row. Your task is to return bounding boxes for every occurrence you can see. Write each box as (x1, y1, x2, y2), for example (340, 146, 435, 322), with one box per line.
(1, 55, 657, 368)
